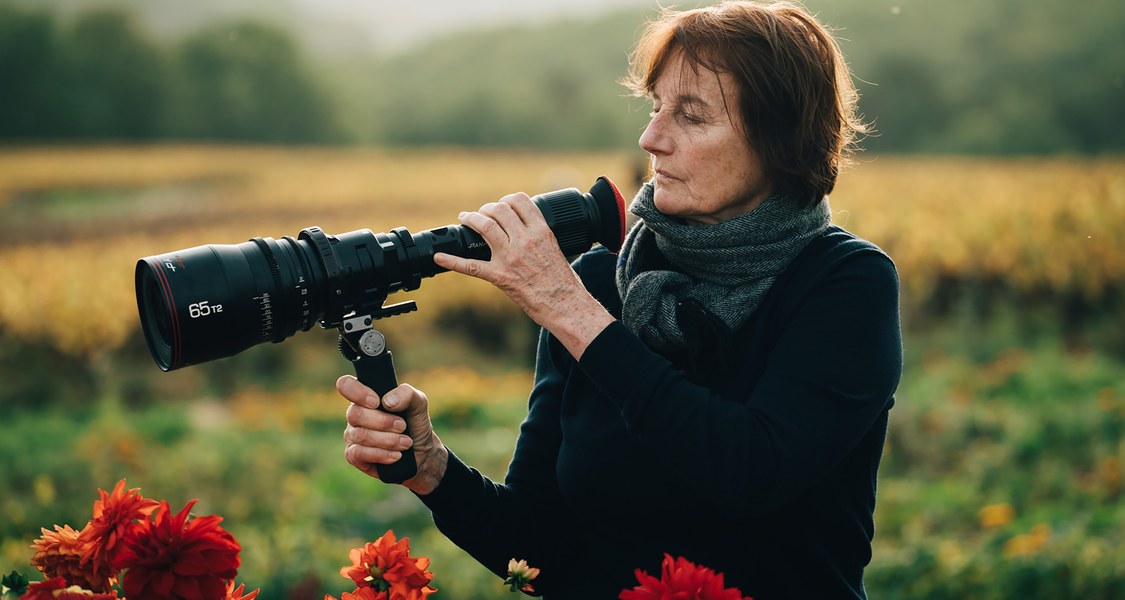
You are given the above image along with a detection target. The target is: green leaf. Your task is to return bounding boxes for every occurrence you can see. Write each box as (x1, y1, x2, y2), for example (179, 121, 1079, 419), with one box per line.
(1, 570, 30, 597)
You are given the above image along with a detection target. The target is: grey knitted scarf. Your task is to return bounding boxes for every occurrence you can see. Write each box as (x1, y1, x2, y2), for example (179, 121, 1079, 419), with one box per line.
(615, 182, 832, 352)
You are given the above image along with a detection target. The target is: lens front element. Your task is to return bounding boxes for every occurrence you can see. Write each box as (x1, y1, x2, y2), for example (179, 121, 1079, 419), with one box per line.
(135, 238, 319, 371)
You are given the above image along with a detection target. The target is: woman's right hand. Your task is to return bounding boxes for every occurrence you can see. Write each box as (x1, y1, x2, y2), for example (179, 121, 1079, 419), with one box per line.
(338, 375, 449, 496)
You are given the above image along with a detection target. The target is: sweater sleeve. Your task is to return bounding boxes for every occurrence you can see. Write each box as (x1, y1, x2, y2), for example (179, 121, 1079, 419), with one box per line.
(577, 249, 903, 519)
(417, 321, 583, 595)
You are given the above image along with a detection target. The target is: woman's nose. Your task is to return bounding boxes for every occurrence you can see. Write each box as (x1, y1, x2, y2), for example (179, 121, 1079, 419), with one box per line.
(639, 114, 670, 155)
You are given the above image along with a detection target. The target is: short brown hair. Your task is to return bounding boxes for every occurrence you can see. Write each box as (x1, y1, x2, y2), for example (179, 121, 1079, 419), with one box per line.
(625, 1, 867, 206)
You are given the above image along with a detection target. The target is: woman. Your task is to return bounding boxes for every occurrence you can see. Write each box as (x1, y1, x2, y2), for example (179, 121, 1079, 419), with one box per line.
(338, 2, 902, 598)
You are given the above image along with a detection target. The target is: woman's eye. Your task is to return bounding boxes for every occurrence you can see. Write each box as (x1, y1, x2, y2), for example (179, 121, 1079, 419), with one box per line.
(679, 111, 704, 125)
(648, 104, 704, 125)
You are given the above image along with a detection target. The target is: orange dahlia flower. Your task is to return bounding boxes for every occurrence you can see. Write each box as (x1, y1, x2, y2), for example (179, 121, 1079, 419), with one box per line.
(340, 530, 435, 600)
(82, 479, 159, 575)
(111, 499, 241, 600)
(30, 524, 114, 593)
(225, 581, 260, 600)
(324, 588, 386, 600)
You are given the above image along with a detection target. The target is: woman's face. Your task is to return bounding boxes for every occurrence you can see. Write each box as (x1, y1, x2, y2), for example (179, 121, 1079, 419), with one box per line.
(639, 54, 771, 225)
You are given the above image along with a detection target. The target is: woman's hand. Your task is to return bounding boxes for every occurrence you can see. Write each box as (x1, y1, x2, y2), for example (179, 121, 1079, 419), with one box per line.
(338, 375, 448, 496)
(433, 192, 614, 359)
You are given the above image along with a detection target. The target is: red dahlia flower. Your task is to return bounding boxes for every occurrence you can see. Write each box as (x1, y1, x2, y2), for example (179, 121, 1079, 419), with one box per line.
(111, 499, 241, 600)
(82, 479, 159, 575)
(619, 554, 751, 600)
(340, 530, 435, 600)
(18, 577, 119, 600)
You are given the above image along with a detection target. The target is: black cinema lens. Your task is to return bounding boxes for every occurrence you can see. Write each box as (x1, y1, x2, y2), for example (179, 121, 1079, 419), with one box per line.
(135, 176, 627, 371)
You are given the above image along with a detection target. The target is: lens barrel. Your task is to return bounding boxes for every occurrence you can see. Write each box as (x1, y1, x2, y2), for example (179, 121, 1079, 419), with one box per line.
(136, 177, 626, 371)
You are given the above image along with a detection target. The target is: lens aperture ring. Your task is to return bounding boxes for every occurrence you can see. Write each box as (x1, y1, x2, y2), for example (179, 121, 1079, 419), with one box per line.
(281, 236, 317, 331)
(300, 227, 345, 326)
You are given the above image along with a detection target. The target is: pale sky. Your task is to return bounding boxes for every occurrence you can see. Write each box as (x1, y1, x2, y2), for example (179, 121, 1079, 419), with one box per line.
(290, 0, 669, 52)
(21, 0, 696, 56)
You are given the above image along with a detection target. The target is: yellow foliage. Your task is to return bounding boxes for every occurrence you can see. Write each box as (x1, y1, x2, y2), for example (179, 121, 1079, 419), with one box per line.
(832, 156, 1125, 303)
(220, 366, 533, 433)
(0, 145, 640, 358)
(1, 146, 1122, 359)
(32, 474, 56, 505)
(1002, 523, 1052, 558)
(978, 502, 1016, 529)
(402, 365, 534, 413)
(936, 539, 967, 570)
(1097, 456, 1122, 498)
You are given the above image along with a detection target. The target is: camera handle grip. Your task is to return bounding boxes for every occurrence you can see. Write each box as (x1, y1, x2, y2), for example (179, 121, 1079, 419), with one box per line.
(343, 326, 419, 484)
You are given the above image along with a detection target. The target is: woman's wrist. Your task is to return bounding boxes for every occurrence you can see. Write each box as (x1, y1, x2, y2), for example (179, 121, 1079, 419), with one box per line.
(407, 438, 449, 496)
(539, 292, 615, 360)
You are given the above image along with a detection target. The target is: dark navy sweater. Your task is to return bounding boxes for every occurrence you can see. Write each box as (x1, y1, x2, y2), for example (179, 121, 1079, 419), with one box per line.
(419, 226, 903, 599)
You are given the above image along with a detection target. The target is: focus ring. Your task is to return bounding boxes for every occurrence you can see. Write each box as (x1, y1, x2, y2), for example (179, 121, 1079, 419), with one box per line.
(251, 238, 285, 342)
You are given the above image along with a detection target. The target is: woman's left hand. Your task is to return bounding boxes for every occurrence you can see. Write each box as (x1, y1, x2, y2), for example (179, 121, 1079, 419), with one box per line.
(433, 192, 613, 359)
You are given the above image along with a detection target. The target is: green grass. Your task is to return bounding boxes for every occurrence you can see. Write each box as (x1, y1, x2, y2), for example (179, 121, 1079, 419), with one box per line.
(3, 332, 1124, 598)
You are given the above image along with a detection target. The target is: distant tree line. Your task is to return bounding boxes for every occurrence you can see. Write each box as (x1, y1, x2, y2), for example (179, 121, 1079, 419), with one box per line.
(2, 1, 1122, 154)
(0, 6, 343, 143)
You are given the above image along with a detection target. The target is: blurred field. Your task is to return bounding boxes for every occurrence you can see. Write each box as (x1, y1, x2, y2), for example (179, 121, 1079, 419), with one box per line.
(1, 146, 1121, 359)
(1, 146, 1123, 598)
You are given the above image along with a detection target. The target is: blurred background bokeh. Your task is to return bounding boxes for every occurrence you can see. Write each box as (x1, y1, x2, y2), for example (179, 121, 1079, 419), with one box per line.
(1, 0, 1123, 597)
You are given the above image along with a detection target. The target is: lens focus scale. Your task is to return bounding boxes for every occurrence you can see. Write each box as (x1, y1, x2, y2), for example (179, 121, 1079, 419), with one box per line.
(250, 238, 287, 342)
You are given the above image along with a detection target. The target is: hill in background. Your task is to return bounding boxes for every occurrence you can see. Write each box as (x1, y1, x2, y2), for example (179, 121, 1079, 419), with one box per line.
(3, 0, 1122, 154)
